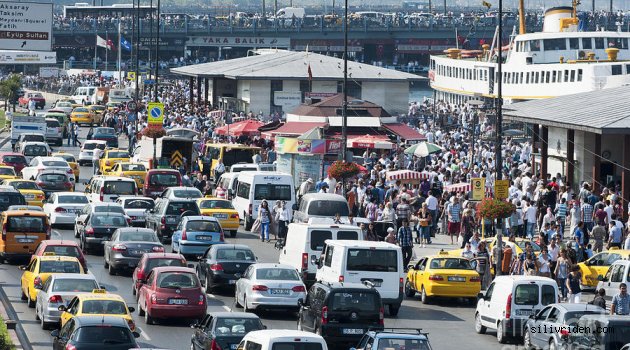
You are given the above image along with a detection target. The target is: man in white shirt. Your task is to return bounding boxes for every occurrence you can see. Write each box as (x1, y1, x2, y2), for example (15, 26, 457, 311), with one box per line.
(524, 200, 537, 239)
(323, 175, 337, 191)
(92, 147, 102, 175)
(214, 158, 226, 182)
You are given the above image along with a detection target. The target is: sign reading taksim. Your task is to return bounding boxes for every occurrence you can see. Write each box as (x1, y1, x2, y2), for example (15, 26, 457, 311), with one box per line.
(147, 102, 164, 126)
(471, 178, 485, 201)
(186, 36, 290, 47)
(0, 1, 53, 51)
(494, 180, 509, 200)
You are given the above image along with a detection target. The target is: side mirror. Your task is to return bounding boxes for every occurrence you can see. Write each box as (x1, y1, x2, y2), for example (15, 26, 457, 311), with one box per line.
(597, 275, 604, 281)
(128, 306, 135, 313)
(50, 329, 60, 338)
(132, 331, 141, 338)
(187, 264, 194, 268)
(477, 292, 485, 300)
(197, 256, 204, 261)
(529, 314, 536, 319)
(407, 264, 414, 271)
(190, 322, 201, 329)
(19, 265, 27, 270)
(262, 325, 268, 329)
(228, 189, 234, 196)
(292, 204, 298, 211)
(57, 305, 67, 312)
(34, 283, 43, 290)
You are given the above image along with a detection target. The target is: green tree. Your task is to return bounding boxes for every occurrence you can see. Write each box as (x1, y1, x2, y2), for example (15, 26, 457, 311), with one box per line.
(0, 74, 22, 112)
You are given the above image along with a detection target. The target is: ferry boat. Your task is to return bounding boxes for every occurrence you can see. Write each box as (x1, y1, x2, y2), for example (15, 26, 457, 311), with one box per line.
(429, 3, 630, 104)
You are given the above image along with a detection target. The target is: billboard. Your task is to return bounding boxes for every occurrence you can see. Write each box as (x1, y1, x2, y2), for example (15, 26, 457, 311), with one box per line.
(0, 1, 53, 51)
(0, 50, 55, 64)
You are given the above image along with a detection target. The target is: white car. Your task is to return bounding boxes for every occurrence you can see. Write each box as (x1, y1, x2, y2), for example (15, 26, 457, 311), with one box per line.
(115, 196, 154, 227)
(18, 141, 51, 163)
(235, 263, 306, 312)
(78, 140, 107, 166)
(22, 156, 76, 183)
(52, 101, 74, 114)
(43, 192, 89, 226)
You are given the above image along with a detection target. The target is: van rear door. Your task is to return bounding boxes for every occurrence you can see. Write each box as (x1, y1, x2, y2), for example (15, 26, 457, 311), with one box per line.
(4, 214, 48, 256)
(511, 282, 557, 319)
(342, 247, 401, 300)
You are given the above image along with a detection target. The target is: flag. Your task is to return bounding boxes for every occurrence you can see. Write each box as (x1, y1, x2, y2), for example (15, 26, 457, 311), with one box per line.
(482, 1, 492, 9)
(307, 63, 312, 81)
(96, 35, 110, 49)
(107, 39, 115, 50)
(120, 37, 132, 52)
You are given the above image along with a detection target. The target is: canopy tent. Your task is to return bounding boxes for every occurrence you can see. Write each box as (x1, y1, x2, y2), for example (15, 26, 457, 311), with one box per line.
(214, 119, 264, 137)
(347, 134, 393, 149)
(445, 182, 493, 195)
(404, 141, 443, 157)
(386, 170, 431, 183)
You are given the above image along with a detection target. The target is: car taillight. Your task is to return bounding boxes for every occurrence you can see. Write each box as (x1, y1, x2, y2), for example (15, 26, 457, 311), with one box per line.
(248, 204, 252, 215)
(198, 294, 205, 305)
(338, 275, 344, 282)
(210, 264, 223, 271)
(55, 207, 67, 212)
(66, 169, 73, 174)
(36, 181, 45, 187)
(399, 277, 404, 292)
(230, 214, 238, 219)
(130, 216, 137, 220)
(126, 218, 132, 225)
(160, 217, 165, 228)
(301, 253, 308, 271)
(49, 295, 63, 303)
(64, 182, 72, 189)
(470, 276, 481, 282)
(560, 327, 570, 339)
(181, 229, 187, 240)
(36, 194, 44, 200)
(152, 246, 164, 252)
(321, 306, 328, 325)
(252, 285, 268, 291)
(99, 187, 104, 201)
(220, 231, 224, 242)
(428, 275, 444, 281)
(506, 293, 512, 319)
(65, 344, 77, 350)
(210, 339, 222, 350)
(126, 319, 135, 331)
(292, 286, 306, 292)
(379, 306, 384, 325)
(112, 244, 127, 252)
(85, 227, 94, 236)
(150, 293, 157, 304)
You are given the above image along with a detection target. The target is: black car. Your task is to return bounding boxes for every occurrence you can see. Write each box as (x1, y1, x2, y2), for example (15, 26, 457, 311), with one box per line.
(75, 203, 129, 238)
(145, 198, 200, 243)
(190, 312, 265, 350)
(103, 227, 164, 275)
(77, 212, 128, 254)
(89, 127, 118, 148)
(51, 315, 139, 350)
(0, 187, 26, 212)
(298, 282, 384, 347)
(35, 170, 73, 196)
(564, 315, 630, 350)
(196, 244, 256, 293)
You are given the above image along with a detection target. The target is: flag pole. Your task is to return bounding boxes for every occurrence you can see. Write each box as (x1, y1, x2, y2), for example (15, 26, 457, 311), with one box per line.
(118, 20, 122, 85)
(105, 30, 108, 72)
(94, 34, 97, 70)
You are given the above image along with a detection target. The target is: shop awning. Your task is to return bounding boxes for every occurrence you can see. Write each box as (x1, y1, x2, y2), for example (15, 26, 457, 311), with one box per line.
(445, 182, 493, 194)
(383, 123, 426, 141)
(386, 170, 431, 182)
(262, 122, 328, 139)
(347, 134, 393, 149)
(214, 119, 264, 137)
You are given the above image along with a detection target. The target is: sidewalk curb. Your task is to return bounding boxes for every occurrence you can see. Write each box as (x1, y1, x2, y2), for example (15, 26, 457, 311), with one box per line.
(0, 286, 32, 350)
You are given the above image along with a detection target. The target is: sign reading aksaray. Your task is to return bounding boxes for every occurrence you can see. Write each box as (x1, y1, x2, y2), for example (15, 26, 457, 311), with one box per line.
(187, 36, 290, 47)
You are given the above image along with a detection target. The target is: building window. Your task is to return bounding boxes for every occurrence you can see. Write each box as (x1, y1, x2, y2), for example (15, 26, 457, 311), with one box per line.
(612, 65, 622, 76)
(270, 80, 283, 114)
(578, 69, 583, 81)
(582, 37, 592, 49)
(569, 38, 579, 50)
(299, 80, 310, 100)
(337, 80, 362, 99)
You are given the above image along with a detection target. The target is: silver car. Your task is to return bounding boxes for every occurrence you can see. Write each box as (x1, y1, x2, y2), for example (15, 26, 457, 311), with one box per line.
(235, 263, 306, 312)
(34, 273, 100, 329)
(116, 196, 155, 227)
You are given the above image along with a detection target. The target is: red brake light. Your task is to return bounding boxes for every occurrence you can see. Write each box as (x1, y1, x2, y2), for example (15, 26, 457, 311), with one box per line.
(112, 244, 127, 252)
(66, 169, 73, 174)
(150, 293, 157, 304)
(506, 293, 512, 319)
(428, 275, 444, 281)
(160, 217, 165, 228)
(301, 253, 308, 271)
(252, 285, 268, 291)
(126, 319, 135, 331)
(292, 285, 306, 292)
(152, 246, 164, 252)
(210, 264, 223, 271)
(321, 306, 328, 325)
(560, 328, 570, 337)
(126, 218, 132, 225)
(338, 275, 344, 282)
(55, 207, 67, 212)
(48, 295, 63, 303)
(64, 182, 72, 188)
(230, 214, 239, 219)
(198, 294, 205, 305)
(65, 344, 77, 350)
(210, 339, 222, 350)
(399, 277, 404, 292)
(37, 181, 45, 187)
(470, 276, 481, 282)
(181, 229, 187, 241)
(85, 227, 94, 236)
(99, 187, 104, 201)
(379, 306, 384, 325)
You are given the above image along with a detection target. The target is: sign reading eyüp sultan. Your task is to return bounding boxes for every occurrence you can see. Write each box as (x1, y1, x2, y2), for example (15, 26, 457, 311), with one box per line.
(187, 36, 290, 47)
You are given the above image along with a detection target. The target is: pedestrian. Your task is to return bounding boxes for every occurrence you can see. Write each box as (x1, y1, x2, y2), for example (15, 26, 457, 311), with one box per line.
(395, 197, 411, 229)
(589, 288, 607, 309)
(611, 283, 630, 315)
(461, 242, 474, 259)
(446, 196, 462, 245)
(365, 222, 379, 241)
(384, 227, 396, 244)
(258, 199, 272, 243)
(67, 122, 74, 146)
(214, 158, 225, 183)
(537, 247, 551, 278)
(608, 220, 623, 249)
(460, 208, 475, 249)
(397, 218, 414, 268)
(566, 265, 582, 303)
(474, 241, 491, 289)
(591, 223, 606, 253)
(92, 146, 102, 175)
(73, 123, 80, 147)
(417, 203, 432, 246)
(276, 200, 291, 240)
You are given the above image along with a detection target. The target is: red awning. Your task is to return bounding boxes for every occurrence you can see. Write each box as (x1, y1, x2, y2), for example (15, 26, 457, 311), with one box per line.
(262, 122, 327, 139)
(215, 119, 264, 137)
(382, 123, 426, 141)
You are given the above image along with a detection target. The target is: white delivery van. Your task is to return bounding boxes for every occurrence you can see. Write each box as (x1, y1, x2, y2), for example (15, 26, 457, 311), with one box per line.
(230, 162, 276, 173)
(475, 275, 558, 344)
(233, 172, 295, 231)
(215, 172, 240, 199)
(315, 240, 404, 316)
(278, 223, 363, 286)
(237, 330, 328, 350)
(292, 193, 349, 223)
(71, 86, 97, 105)
(11, 115, 46, 149)
(86, 176, 138, 203)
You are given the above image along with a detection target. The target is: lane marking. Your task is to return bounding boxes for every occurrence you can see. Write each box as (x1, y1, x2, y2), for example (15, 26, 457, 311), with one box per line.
(222, 305, 231, 312)
(52, 230, 62, 238)
(138, 327, 151, 341)
(207, 293, 215, 298)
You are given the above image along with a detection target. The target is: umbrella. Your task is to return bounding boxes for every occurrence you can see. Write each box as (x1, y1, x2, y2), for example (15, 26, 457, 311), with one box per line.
(348, 135, 393, 149)
(215, 119, 264, 137)
(404, 141, 443, 157)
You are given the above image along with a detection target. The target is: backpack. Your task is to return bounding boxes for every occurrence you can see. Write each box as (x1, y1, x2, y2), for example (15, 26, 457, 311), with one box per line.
(501, 246, 513, 274)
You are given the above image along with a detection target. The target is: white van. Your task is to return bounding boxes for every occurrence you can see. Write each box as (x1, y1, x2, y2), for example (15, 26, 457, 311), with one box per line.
(86, 176, 138, 203)
(597, 259, 630, 305)
(475, 275, 558, 344)
(230, 162, 276, 173)
(278, 223, 363, 286)
(315, 240, 404, 316)
(292, 193, 349, 223)
(233, 172, 295, 231)
(72, 86, 97, 105)
(237, 330, 328, 350)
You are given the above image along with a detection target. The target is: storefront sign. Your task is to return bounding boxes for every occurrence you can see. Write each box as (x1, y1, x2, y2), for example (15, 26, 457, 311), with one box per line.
(274, 91, 302, 111)
(277, 136, 342, 155)
(186, 36, 290, 47)
(0, 50, 55, 64)
(305, 92, 337, 98)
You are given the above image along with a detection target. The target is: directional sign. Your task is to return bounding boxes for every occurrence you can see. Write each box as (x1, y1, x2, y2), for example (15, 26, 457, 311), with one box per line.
(170, 150, 183, 167)
(127, 71, 136, 80)
(494, 180, 509, 200)
(147, 102, 164, 125)
(0, 1, 53, 51)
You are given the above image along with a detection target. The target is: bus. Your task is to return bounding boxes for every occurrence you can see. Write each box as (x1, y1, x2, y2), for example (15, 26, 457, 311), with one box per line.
(199, 143, 260, 175)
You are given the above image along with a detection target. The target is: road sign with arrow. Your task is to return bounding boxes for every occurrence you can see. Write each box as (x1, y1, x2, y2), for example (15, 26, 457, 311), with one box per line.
(170, 150, 184, 167)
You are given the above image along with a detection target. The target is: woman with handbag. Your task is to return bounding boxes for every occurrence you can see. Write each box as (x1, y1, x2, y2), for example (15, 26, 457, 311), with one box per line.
(258, 200, 273, 242)
(417, 203, 432, 247)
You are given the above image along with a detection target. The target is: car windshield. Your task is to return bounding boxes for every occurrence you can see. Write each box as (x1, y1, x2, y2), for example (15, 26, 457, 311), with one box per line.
(428, 258, 474, 270)
(95, 205, 125, 214)
(119, 231, 158, 242)
(0, 168, 15, 175)
(42, 160, 67, 167)
(95, 128, 115, 135)
(58, 195, 88, 204)
(39, 174, 68, 182)
(214, 318, 263, 336)
(330, 291, 379, 312)
(346, 249, 398, 272)
(121, 164, 145, 171)
(124, 199, 153, 209)
(91, 106, 105, 111)
(376, 338, 431, 350)
(91, 215, 127, 226)
(55, 154, 75, 163)
(76, 326, 134, 343)
(514, 284, 539, 305)
(23, 135, 45, 142)
(157, 272, 198, 288)
(565, 311, 607, 326)
(307, 200, 349, 216)
(255, 268, 299, 281)
(0, 194, 26, 208)
(185, 220, 221, 232)
(2, 155, 26, 164)
(44, 245, 81, 258)
(11, 181, 39, 190)
(74, 108, 89, 113)
(7, 216, 46, 232)
(173, 189, 202, 198)
(83, 143, 105, 151)
(81, 300, 127, 314)
(199, 200, 234, 209)
(145, 258, 185, 271)
(272, 344, 323, 350)
(149, 173, 179, 186)
(39, 260, 81, 273)
(57, 102, 71, 107)
(52, 279, 97, 292)
(103, 181, 135, 195)
(253, 184, 292, 201)
(216, 248, 255, 260)
(46, 120, 60, 128)
(24, 145, 47, 156)
(165, 202, 198, 215)
(108, 151, 129, 158)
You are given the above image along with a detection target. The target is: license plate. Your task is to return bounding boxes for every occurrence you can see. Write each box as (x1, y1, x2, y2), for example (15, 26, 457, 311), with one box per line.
(17, 238, 33, 243)
(228, 280, 236, 285)
(166, 217, 176, 224)
(197, 236, 213, 241)
(213, 214, 228, 219)
(168, 298, 188, 305)
(67, 209, 80, 213)
(515, 309, 535, 316)
(342, 328, 363, 335)
(270, 289, 290, 295)
(230, 345, 238, 350)
(131, 250, 145, 255)
(448, 276, 465, 282)
(151, 192, 161, 196)
(25, 194, 35, 199)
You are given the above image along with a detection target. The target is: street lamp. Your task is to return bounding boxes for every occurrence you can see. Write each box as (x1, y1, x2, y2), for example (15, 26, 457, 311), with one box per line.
(494, 0, 504, 276)
(341, 0, 348, 185)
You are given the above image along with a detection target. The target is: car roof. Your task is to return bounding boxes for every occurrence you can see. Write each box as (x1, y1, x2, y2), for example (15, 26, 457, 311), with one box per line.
(36, 156, 64, 162)
(118, 196, 153, 201)
(38, 170, 70, 176)
(168, 186, 197, 191)
(0, 165, 15, 169)
(84, 140, 107, 144)
(56, 192, 85, 196)
(315, 281, 377, 291)
(99, 176, 136, 182)
(116, 227, 154, 234)
(210, 311, 260, 319)
(251, 263, 296, 270)
(143, 253, 184, 259)
(547, 302, 606, 312)
(325, 240, 400, 249)
(288, 223, 360, 230)
(301, 193, 347, 202)
(0, 152, 24, 156)
(72, 315, 130, 327)
(150, 266, 196, 274)
(215, 244, 251, 250)
(92, 212, 126, 217)
(92, 202, 123, 207)
(48, 273, 96, 281)
(78, 292, 125, 301)
(183, 216, 218, 222)
(494, 275, 557, 283)
(245, 330, 324, 341)
(147, 169, 180, 174)
(4, 210, 47, 216)
(0, 186, 21, 193)
(40, 240, 80, 247)
(37, 255, 80, 262)
(22, 141, 48, 146)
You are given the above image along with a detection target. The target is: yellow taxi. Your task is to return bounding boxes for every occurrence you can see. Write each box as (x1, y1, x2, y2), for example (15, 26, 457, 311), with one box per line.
(99, 149, 131, 174)
(197, 197, 239, 237)
(0, 165, 18, 180)
(52, 152, 80, 179)
(107, 162, 146, 186)
(59, 289, 137, 331)
(404, 251, 481, 304)
(70, 107, 93, 125)
(20, 254, 85, 307)
(59, 98, 83, 109)
(577, 248, 630, 288)
(1, 179, 45, 206)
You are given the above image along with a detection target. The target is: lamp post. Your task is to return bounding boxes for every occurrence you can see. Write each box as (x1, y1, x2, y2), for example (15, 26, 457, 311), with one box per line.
(341, 0, 348, 180)
(494, 0, 504, 276)
(152, 0, 161, 168)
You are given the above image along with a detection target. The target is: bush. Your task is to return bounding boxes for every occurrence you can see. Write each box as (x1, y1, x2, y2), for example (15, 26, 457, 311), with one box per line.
(0, 316, 14, 350)
(327, 161, 361, 179)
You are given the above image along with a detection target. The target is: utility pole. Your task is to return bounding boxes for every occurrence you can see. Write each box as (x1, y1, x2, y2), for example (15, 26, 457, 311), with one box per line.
(154, 0, 160, 103)
(443, 0, 446, 14)
(341, 0, 348, 191)
(495, 0, 504, 276)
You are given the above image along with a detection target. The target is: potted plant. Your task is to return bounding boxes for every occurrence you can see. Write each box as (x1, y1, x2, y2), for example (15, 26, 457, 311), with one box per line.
(327, 161, 361, 180)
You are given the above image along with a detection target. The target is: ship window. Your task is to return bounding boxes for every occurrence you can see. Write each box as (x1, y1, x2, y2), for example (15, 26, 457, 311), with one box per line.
(520, 72, 523, 84)
(543, 38, 566, 50)
(627, 65, 630, 74)
(612, 65, 622, 76)
(595, 37, 605, 49)
(570, 70, 576, 82)
(530, 40, 540, 51)
(535, 72, 539, 84)
(578, 69, 583, 81)
(582, 37, 592, 49)
(545, 71, 550, 83)
(552, 71, 557, 83)
(569, 38, 580, 50)
(525, 72, 530, 84)
(484, 70, 488, 81)
(564, 70, 570, 82)
(610, 38, 628, 49)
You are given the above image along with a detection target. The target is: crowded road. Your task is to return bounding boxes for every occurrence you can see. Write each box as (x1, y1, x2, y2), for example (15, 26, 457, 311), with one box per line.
(0, 101, 505, 350)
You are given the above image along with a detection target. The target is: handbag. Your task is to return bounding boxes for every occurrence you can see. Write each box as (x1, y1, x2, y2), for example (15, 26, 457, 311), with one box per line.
(419, 218, 429, 227)
(251, 218, 261, 233)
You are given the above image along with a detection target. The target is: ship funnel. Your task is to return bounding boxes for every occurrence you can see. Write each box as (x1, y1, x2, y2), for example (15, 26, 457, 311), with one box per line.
(543, 7, 574, 32)
(606, 48, 619, 61)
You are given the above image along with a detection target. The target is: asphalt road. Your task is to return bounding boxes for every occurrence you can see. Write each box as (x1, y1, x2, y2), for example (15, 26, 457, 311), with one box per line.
(0, 108, 511, 350)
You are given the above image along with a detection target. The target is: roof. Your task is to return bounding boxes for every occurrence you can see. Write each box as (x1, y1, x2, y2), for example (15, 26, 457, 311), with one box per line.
(263, 122, 328, 137)
(71, 315, 129, 327)
(116, 227, 155, 233)
(290, 94, 391, 118)
(209, 311, 260, 319)
(182, 215, 219, 222)
(245, 329, 325, 340)
(38, 255, 80, 262)
(151, 266, 196, 274)
(171, 50, 420, 82)
(40, 240, 80, 246)
(548, 302, 606, 312)
(289, 223, 360, 230)
(5, 209, 46, 216)
(301, 193, 347, 202)
(494, 275, 556, 283)
(78, 292, 125, 301)
(503, 86, 630, 134)
(382, 123, 426, 141)
(48, 273, 96, 280)
(144, 252, 184, 259)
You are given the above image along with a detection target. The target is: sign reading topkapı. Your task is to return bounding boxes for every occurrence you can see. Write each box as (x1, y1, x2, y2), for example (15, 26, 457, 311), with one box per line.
(0, 1, 53, 51)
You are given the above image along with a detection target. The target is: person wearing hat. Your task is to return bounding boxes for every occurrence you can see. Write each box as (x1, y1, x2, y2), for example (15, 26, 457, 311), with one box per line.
(384, 227, 396, 244)
(298, 178, 314, 198)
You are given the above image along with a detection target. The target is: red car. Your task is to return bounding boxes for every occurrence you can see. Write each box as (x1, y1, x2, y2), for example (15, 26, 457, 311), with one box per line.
(31, 240, 88, 272)
(137, 266, 206, 325)
(132, 252, 189, 297)
(18, 92, 46, 109)
(0, 152, 28, 174)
